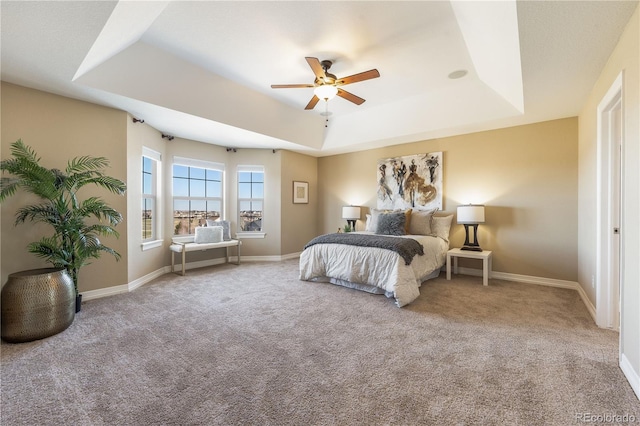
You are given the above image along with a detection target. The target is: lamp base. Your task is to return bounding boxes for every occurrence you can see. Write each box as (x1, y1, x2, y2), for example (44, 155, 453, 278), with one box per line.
(461, 224, 483, 252)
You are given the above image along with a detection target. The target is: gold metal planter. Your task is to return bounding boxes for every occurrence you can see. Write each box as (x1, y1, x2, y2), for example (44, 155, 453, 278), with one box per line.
(1, 268, 75, 343)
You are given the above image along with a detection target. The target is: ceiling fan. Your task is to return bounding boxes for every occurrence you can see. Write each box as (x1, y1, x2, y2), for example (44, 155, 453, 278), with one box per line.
(271, 57, 380, 110)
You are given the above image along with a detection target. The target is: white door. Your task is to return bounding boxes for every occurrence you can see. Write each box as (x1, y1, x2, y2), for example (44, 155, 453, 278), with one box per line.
(610, 101, 622, 331)
(596, 74, 623, 331)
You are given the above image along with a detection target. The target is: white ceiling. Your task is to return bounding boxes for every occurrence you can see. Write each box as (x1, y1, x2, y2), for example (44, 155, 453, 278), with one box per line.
(2, 1, 638, 156)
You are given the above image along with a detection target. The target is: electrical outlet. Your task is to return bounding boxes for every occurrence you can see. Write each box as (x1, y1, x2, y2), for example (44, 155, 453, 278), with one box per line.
(591, 275, 595, 288)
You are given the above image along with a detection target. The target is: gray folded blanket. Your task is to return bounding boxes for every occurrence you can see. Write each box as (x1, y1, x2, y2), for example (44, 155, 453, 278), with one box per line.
(304, 233, 424, 265)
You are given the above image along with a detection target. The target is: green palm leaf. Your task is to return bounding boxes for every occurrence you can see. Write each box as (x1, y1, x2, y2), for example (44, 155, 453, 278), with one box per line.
(1, 139, 126, 294)
(0, 176, 20, 200)
(66, 156, 110, 175)
(28, 237, 69, 268)
(77, 198, 123, 225)
(83, 223, 120, 238)
(67, 173, 126, 195)
(1, 143, 58, 200)
(14, 203, 61, 226)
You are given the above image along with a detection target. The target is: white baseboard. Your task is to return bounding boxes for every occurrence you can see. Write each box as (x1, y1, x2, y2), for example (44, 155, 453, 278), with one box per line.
(237, 252, 301, 262)
(455, 266, 599, 322)
(457, 266, 579, 289)
(81, 283, 129, 301)
(128, 267, 169, 292)
(620, 353, 640, 401)
(81, 266, 170, 301)
(574, 282, 597, 322)
(491, 271, 578, 290)
(281, 252, 302, 260)
(81, 254, 302, 302)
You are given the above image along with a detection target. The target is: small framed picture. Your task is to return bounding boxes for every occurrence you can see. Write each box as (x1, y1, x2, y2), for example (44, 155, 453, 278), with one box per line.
(293, 181, 309, 204)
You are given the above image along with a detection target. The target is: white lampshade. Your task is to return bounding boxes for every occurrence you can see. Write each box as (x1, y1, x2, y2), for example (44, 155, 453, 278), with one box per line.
(314, 85, 338, 100)
(342, 206, 361, 220)
(457, 205, 485, 224)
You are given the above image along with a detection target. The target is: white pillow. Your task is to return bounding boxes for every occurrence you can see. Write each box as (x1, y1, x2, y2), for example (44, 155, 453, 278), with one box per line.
(409, 209, 438, 235)
(194, 226, 223, 244)
(365, 209, 385, 232)
(430, 214, 454, 242)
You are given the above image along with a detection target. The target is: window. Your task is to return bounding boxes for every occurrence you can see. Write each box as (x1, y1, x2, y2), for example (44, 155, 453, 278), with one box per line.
(173, 157, 224, 235)
(238, 166, 264, 232)
(142, 147, 161, 245)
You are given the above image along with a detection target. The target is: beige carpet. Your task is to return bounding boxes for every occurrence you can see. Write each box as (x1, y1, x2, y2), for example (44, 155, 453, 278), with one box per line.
(2, 259, 639, 425)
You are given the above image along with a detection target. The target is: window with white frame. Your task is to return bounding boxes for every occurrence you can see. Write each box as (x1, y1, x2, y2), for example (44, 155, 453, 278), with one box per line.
(172, 157, 224, 235)
(142, 147, 161, 243)
(238, 166, 264, 232)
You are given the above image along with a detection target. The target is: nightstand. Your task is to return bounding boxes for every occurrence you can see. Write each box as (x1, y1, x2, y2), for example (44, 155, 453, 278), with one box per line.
(446, 248, 492, 286)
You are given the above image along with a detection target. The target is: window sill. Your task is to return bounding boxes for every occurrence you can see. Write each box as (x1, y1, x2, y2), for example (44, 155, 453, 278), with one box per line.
(141, 239, 163, 251)
(236, 232, 266, 239)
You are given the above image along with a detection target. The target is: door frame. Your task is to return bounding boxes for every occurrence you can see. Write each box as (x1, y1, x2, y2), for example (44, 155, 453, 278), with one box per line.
(595, 72, 624, 331)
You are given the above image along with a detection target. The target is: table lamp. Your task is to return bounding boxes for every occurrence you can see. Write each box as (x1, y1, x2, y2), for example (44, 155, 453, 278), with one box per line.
(457, 204, 485, 251)
(342, 206, 361, 232)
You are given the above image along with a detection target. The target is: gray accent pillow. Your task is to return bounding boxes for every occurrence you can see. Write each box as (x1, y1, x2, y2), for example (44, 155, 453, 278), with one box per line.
(376, 212, 406, 236)
(206, 219, 231, 241)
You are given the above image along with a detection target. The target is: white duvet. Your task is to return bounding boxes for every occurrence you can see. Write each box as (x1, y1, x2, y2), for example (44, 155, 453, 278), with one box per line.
(299, 232, 448, 307)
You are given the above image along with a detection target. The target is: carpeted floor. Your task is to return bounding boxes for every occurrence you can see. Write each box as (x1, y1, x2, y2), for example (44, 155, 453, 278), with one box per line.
(2, 259, 639, 425)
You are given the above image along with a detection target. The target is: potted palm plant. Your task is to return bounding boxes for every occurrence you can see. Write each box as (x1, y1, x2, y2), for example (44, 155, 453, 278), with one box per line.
(0, 139, 126, 313)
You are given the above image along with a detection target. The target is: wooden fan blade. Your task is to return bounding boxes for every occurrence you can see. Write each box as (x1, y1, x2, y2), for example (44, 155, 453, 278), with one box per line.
(305, 95, 320, 110)
(337, 88, 365, 105)
(271, 84, 315, 89)
(336, 69, 380, 86)
(305, 57, 326, 80)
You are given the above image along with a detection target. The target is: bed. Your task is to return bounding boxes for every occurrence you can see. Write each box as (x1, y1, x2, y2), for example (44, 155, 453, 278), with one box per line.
(299, 210, 452, 307)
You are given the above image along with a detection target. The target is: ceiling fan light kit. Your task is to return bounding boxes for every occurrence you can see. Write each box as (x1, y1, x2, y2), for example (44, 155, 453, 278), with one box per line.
(271, 57, 380, 110)
(314, 85, 338, 100)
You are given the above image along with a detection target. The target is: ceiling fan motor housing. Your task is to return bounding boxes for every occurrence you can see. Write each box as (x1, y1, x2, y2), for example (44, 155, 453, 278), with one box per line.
(315, 75, 336, 85)
(319, 60, 337, 84)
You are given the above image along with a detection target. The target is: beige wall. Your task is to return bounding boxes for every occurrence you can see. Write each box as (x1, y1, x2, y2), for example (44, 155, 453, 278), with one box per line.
(280, 150, 318, 255)
(318, 118, 579, 281)
(1, 82, 129, 292)
(0, 84, 584, 295)
(578, 6, 640, 390)
(0, 82, 316, 289)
